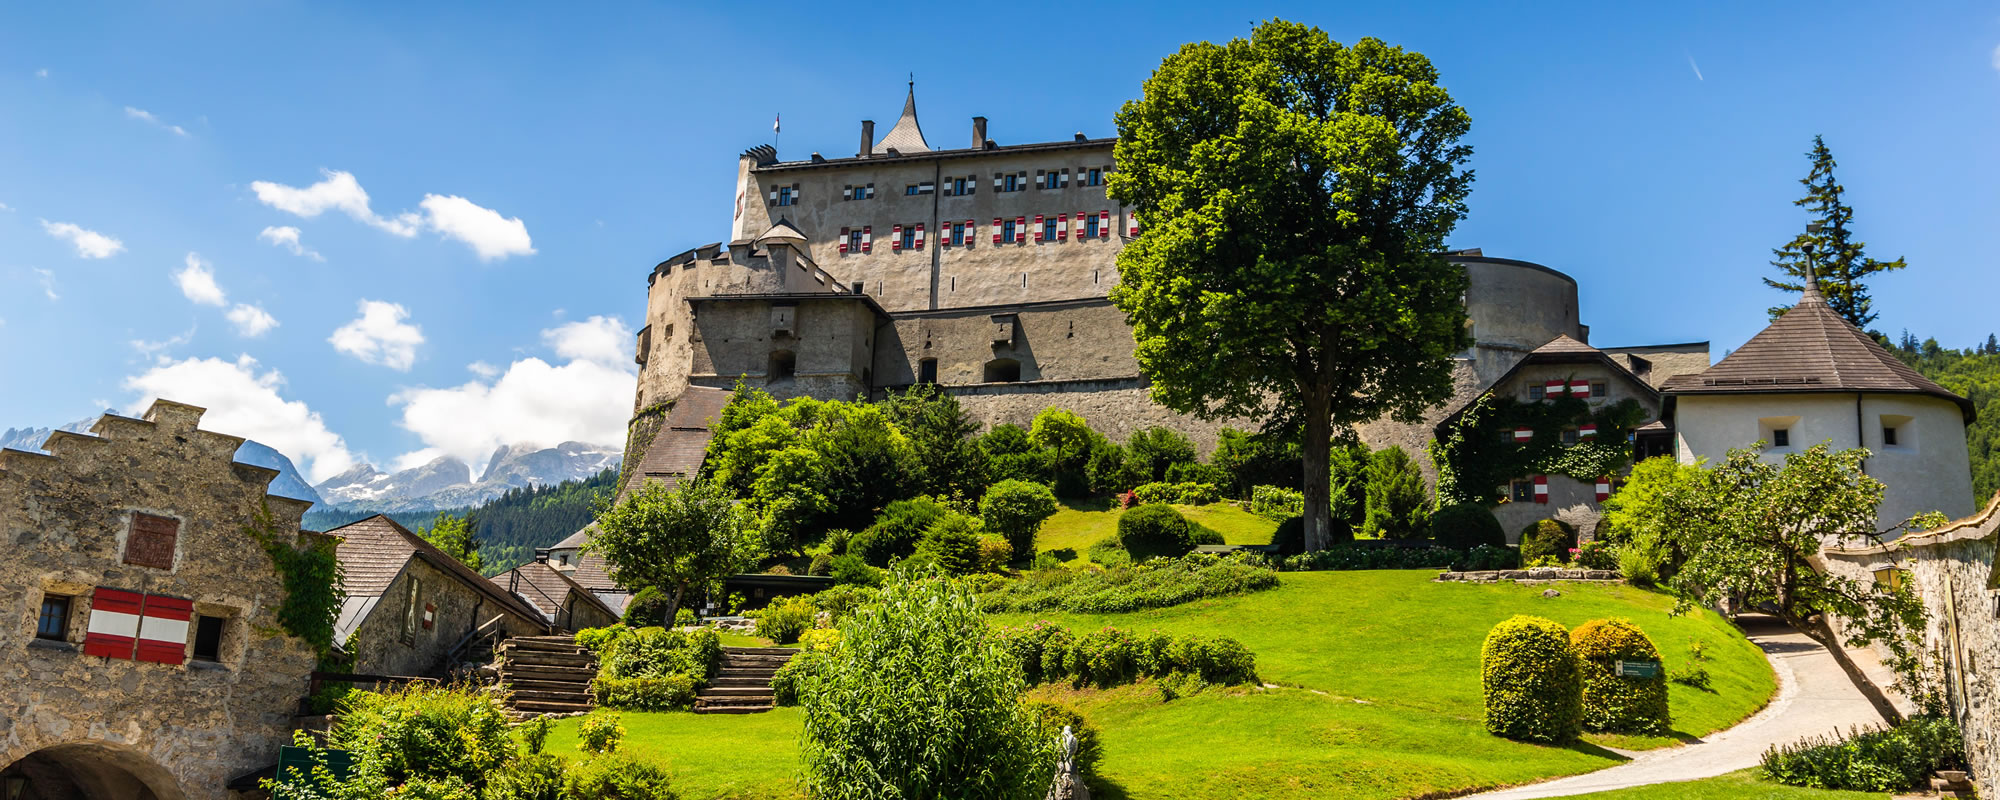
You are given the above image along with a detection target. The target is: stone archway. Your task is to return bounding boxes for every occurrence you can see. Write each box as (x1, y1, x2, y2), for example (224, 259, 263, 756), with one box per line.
(1, 742, 185, 800)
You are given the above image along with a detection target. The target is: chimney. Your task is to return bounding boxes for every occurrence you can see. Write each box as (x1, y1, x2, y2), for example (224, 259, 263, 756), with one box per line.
(859, 120, 874, 158)
(972, 116, 988, 150)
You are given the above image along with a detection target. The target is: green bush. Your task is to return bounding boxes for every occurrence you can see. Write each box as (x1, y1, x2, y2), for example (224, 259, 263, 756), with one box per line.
(576, 709, 625, 754)
(1117, 504, 1200, 560)
(979, 554, 1278, 614)
(484, 753, 564, 800)
(1025, 700, 1103, 776)
(620, 586, 675, 627)
(850, 497, 949, 566)
(799, 576, 1055, 799)
(1250, 485, 1305, 520)
(559, 751, 677, 799)
(979, 479, 1060, 560)
(1086, 437, 1143, 495)
(573, 625, 629, 654)
(1518, 519, 1578, 564)
(1362, 446, 1430, 539)
(976, 535, 1013, 573)
(1760, 715, 1967, 792)
(1574, 539, 1618, 571)
(828, 553, 883, 587)
(753, 595, 815, 645)
(1210, 428, 1303, 500)
(913, 512, 985, 575)
(1086, 539, 1132, 568)
(1431, 503, 1506, 551)
(1570, 619, 1669, 734)
(1130, 481, 1222, 506)
(599, 627, 719, 682)
(1453, 544, 1520, 572)
(805, 584, 877, 624)
(807, 552, 833, 576)
(326, 683, 512, 789)
(674, 608, 696, 627)
(1283, 545, 1458, 571)
(1269, 515, 1305, 556)
(1032, 408, 1103, 498)
(1126, 426, 1198, 483)
(591, 675, 697, 711)
(1620, 546, 1659, 587)
(771, 629, 841, 706)
(996, 620, 1257, 688)
(1065, 627, 1141, 687)
(1481, 615, 1582, 743)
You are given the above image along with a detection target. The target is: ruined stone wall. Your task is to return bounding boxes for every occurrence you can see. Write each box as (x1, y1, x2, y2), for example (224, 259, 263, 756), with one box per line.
(0, 401, 319, 800)
(350, 556, 544, 678)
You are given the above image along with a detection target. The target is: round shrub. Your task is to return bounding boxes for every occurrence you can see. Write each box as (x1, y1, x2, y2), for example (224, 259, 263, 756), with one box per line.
(621, 586, 674, 627)
(977, 535, 1013, 573)
(807, 552, 834, 576)
(754, 595, 815, 645)
(576, 709, 626, 754)
(828, 553, 883, 587)
(559, 751, 676, 799)
(1116, 504, 1196, 560)
(1570, 619, 1670, 734)
(980, 479, 1060, 561)
(1518, 519, 1578, 564)
(327, 683, 512, 787)
(1432, 503, 1506, 551)
(1481, 615, 1582, 743)
(851, 496, 949, 566)
(1025, 699, 1103, 776)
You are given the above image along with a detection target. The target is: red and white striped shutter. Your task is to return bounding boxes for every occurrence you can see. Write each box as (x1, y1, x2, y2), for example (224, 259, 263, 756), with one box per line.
(914, 223, 925, 249)
(1128, 212, 1139, 237)
(1034, 214, 1045, 242)
(1099, 209, 1111, 238)
(1513, 427, 1533, 442)
(968, 219, 977, 247)
(135, 594, 191, 665)
(861, 226, 872, 253)
(993, 217, 1003, 245)
(891, 225, 903, 251)
(1533, 475, 1549, 503)
(1579, 424, 1597, 440)
(1594, 476, 1612, 502)
(1545, 379, 1566, 397)
(1057, 213, 1068, 241)
(83, 587, 144, 659)
(1571, 379, 1591, 398)
(838, 227, 850, 254)
(1016, 217, 1027, 244)
(422, 603, 436, 630)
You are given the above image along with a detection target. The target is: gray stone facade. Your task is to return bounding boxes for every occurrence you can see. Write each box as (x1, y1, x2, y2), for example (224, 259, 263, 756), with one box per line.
(0, 401, 319, 799)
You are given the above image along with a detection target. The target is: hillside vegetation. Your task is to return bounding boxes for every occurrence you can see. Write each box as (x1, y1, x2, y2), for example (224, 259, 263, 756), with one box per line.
(302, 468, 617, 575)
(1891, 333, 2000, 507)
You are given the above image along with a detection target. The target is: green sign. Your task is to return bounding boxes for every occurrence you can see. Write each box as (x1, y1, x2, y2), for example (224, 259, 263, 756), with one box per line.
(275, 745, 354, 790)
(1615, 660, 1662, 679)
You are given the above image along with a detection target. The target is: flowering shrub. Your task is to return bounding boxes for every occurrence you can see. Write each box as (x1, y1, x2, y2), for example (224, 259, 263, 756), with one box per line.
(1574, 539, 1618, 570)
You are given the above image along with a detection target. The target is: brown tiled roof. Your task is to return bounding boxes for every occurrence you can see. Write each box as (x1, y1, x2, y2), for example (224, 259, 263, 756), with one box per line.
(550, 528, 590, 551)
(1662, 285, 1974, 421)
(328, 515, 547, 625)
(1532, 333, 1598, 354)
(492, 560, 618, 623)
(567, 552, 621, 592)
(618, 386, 731, 500)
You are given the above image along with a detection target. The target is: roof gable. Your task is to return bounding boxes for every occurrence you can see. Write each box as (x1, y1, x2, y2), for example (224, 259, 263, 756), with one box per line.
(327, 514, 547, 624)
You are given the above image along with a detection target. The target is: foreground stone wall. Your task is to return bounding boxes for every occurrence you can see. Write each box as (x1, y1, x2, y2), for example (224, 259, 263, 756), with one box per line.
(1823, 495, 2000, 799)
(0, 401, 318, 799)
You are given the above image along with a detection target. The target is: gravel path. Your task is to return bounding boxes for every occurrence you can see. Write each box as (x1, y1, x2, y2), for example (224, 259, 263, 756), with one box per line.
(1466, 614, 1900, 799)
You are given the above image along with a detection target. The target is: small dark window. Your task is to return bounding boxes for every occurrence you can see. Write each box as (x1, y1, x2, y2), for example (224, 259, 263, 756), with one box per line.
(769, 350, 797, 383)
(852, 281, 865, 295)
(37, 594, 71, 640)
(905, 184, 921, 196)
(919, 358, 938, 384)
(1590, 380, 1609, 397)
(1773, 428, 1790, 447)
(1561, 429, 1580, 446)
(192, 615, 224, 662)
(1527, 385, 1545, 402)
(1883, 426, 1898, 446)
(984, 359, 1021, 383)
(1511, 480, 1534, 503)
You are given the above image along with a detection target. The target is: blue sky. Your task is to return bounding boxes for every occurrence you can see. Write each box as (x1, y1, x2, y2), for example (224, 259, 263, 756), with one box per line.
(3, 2, 1997, 484)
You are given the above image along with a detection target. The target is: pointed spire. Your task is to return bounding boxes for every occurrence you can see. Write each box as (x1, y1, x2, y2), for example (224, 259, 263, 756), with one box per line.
(1799, 255, 1827, 306)
(872, 78, 930, 155)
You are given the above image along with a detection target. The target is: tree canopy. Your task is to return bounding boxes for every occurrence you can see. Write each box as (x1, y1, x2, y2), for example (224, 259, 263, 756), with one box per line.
(1766, 135, 1907, 330)
(588, 477, 757, 625)
(1109, 20, 1473, 549)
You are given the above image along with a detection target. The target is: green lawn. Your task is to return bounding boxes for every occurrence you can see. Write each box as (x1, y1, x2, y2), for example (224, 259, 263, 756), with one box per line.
(1565, 769, 1887, 799)
(1036, 500, 1278, 565)
(557, 570, 1777, 800)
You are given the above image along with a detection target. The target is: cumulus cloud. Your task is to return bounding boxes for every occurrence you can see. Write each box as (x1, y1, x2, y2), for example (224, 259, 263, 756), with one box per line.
(251, 169, 420, 236)
(467, 361, 500, 379)
(390, 316, 637, 471)
(329, 299, 424, 370)
(251, 170, 534, 261)
(124, 106, 188, 136)
(418, 194, 536, 261)
(123, 355, 357, 483)
(174, 252, 227, 306)
(40, 220, 124, 258)
(258, 225, 324, 261)
(227, 304, 279, 337)
(33, 268, 59, 301)
(130, 325, 196, 357)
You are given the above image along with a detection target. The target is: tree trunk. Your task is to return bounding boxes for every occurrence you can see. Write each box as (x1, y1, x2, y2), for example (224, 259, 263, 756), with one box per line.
(663, 582, 688, 629)
(1790, 612, 1906, 726)
(1300, 388, 1334, 552)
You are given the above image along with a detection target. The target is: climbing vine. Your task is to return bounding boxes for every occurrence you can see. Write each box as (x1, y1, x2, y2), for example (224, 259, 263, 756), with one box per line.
(244, 501, 346, 657)
(1431, 385, 1647, 508)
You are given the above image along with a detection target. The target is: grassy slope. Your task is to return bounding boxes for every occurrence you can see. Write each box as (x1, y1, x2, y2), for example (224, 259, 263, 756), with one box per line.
(558, 571, 1776, 800)
(1565, 769, 1887, 799)
(1038, 501, 1278, 564)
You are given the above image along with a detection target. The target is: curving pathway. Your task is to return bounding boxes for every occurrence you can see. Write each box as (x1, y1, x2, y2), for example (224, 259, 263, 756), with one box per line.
(1466, 614, 1901, 799)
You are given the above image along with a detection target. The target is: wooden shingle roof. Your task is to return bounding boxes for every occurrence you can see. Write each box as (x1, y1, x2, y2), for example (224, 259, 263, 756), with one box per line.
(328, 515, 547, 624)
(1662, 283, 1974, 421)
(492, 560, 619, 624)
(618, 386, 731, 501)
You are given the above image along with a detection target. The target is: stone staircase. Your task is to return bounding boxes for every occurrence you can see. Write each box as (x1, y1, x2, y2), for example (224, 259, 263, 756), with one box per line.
(695, 646, 796, 714)
(498, 636, 597, 716)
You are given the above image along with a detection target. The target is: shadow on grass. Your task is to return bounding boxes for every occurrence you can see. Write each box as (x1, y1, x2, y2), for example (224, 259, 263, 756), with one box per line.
(1061, 496, 1119, 513)
(1085, 774, 1134, 800)
(1048, 547, 1079, 563)
(1562, 738, 1636, 761)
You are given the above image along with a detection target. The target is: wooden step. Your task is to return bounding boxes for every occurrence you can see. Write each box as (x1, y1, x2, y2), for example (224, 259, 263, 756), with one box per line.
(502, 651, 596, 667)
(504, 678, 596, 693)
(697, 686, 775, 698)
(709, 676, 773, 688)
(501, 665, 597, 682)
(721, 646, 799, 656)
(716, 669, 779, 680)
(511, 699, 594, 713)
(693, 703, 773, 715)
(720, 657, 792, 668)
(510, 689, 593, 703)
(503, 638, 589, 654)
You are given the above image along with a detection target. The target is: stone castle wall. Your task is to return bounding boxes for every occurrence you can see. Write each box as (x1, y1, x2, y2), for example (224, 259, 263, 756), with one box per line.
(0, 401, 319, 799)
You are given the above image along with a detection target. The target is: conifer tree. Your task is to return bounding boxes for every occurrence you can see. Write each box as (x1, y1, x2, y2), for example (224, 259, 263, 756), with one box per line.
(1766, 136, 1907, 329)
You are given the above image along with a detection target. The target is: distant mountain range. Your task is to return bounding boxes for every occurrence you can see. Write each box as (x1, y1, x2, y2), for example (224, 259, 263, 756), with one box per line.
(3, 417, 620, 514)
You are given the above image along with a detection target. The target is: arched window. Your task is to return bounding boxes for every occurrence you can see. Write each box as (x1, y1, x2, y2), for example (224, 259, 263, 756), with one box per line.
(983, 358, 1021, 383)
(768, 350, 796, 383)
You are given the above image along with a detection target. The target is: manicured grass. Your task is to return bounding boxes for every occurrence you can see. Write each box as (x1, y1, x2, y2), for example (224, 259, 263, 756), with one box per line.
(1173, 503, 1278, 545)
(1564, 769, 1887, 799)
(1035, 500, 1275, 566)
(713, 632, 798, 649)
(546, 709, 803, 800)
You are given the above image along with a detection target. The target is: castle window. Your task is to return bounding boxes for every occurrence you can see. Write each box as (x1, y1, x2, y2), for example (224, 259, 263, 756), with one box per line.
(1527, 385, 1545, 402)
(1510, 479, 1535, 503)
(996, 172, 1027, 192)
(1083, 167, 1104, 187)
(773, 184, 798, 206)
(1880, 414, 1913, 449)
(904, 182, 934, 196)
(900, 226, 916, 250)
(842, 184, 876, 201)
(984, 358, 1021, 383)
(1003, 218, 1018, 244)
(1561, 429, 1579, 446)
(950, 222, 967, 247)
(1772, 428, 1790, 447)
(847, 229, 864, 254)
(1043, 217, 1059, 242)
(1085, 214, 1100, 238)
(919, 358, 938, 384)
(1590, 380, 1608, 398)
(948, 177, 973, 196)
(36, 593, 71, 640)
(769, 350, 796, 383)
(191, 614, 225, 662)
(1883, 426, 1897, 446)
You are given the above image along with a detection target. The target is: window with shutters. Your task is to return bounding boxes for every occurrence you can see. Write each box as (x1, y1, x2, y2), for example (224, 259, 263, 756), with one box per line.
(126, 513, 179, 570)
(1083, 167, 1104, 187)
(192, 614, 225, 662)
(1510, 479, 1535, 503)
(847, 229, 864, 254)
(950, 222, 967, 247)
(1084, 214, 1100, 239)
(1042, 218, 1059, 242)
(900, 226, 916, 250)
(1002, 218, 1017, 244)
(775, 184, 797, 206)
(400, 576, 421, 645)
(904, 182, 935, 196)
(842, 184, 876, 201)
(998, 173, 1026, 192)
(1561, 429, 1580, 446)
(37, 593, 72, 640)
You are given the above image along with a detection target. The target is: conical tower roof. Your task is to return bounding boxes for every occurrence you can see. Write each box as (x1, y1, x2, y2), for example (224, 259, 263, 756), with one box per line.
(872, 82, 930, 155)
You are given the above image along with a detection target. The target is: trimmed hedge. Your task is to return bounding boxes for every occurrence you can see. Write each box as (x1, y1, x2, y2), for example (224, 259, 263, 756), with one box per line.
(1131, 481, 1221, 506)
(1250, 485, 1304, 520)
(1571, 619, 1670, 734)
(979, 554, 1278, 614)
(995, 621, 1257, 688)
(592, 674, 697, 711)
(1482, 615, 1582, 743)
(1431, 503, 1506, 551)
(1282, 544, 1458, 571)
(1519, 518, 1578, 564)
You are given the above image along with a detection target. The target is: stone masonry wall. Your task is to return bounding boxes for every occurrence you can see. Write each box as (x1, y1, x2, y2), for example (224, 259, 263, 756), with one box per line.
(350, 556, 544, 678)
(0, 401, 319, 800)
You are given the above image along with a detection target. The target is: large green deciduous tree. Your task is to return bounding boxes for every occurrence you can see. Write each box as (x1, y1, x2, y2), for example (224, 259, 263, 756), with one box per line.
(1109, 21, 1474, 550)
(1766, 135, 1907, 329)
(588, 477, 757, 626)
(417, 512, 482, 572)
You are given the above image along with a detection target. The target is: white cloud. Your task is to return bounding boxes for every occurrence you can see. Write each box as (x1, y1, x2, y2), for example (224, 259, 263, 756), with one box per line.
(392, 447, 447, 472)
(390, 358, 635, 472)
(40, 220, 124, 258)
(418, 194, 536, 261)
(0, 202, 13, 211)
(227, 304, 279, 337)
(258, 225, 324, 261)
(467, 361, 500, 379)
(123, 354, 357, 483)
(174, 252, 227, 306)
(542, 316, 632, 366)
(124, 106, 188, 137)
(329, 299, 424, 370)
(130, 325, 196, 357)
(32, 268, 59, 301)
(251, 169, 420, 236)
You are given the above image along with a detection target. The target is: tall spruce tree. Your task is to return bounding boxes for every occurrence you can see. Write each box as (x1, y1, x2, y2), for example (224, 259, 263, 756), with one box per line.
(1766, 136, 1907, 329)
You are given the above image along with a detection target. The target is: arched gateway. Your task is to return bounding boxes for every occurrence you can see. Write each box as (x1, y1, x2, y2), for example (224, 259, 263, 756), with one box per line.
(1, 742, 187, 800)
